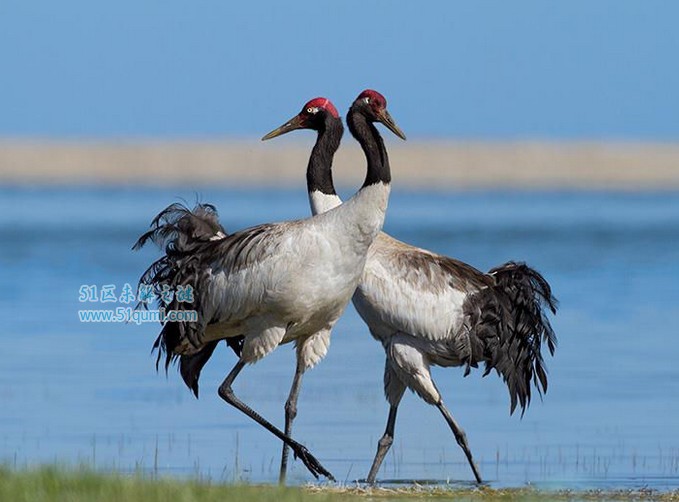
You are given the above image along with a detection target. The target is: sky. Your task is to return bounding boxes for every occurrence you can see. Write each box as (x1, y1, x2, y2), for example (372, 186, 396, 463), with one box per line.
(1, 1, 678, 140)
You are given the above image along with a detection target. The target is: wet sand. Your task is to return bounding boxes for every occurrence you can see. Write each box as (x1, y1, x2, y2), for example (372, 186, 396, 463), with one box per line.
(1, 139, 678, 189)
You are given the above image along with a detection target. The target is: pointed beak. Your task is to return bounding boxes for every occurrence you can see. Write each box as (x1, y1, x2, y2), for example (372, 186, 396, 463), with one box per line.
(261, 115, 305, 141)
(376, 109, 406, 140)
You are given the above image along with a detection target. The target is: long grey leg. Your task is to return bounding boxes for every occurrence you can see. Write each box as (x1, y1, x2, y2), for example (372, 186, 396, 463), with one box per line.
(366, 357, 406, 485)
(217, 360, 334, 481)
(436, 400, 483, 483)
(279, 358, 305, 484)
(366, 404, 398, 484)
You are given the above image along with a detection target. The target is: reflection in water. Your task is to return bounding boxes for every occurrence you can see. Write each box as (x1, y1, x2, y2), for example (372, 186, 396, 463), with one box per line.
(1, 187, 678, 489)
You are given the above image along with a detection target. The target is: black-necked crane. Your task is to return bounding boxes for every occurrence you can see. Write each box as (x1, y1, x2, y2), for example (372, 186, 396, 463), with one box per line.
(266, 89, 558, 484)
(134, 91, 405, 482)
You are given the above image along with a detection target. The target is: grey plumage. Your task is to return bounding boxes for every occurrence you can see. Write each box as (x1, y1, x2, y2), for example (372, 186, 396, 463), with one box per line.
(133, 203, 242, 396)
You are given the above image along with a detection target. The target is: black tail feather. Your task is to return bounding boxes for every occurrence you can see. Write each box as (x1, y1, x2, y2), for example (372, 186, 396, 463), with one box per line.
(179, 336, 244, 398)
(180, 341, 219, 398)
(133, 202, 226, 252)
(465, 261, 558, 415)
(135, 203, 242, 394)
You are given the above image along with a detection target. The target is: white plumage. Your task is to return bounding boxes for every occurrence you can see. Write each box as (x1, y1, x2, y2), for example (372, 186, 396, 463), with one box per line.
(191, 184, 389, 364)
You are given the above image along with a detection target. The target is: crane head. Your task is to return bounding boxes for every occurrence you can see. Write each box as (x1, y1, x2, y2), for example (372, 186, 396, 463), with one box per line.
(352, 89, 406, 140)
(262, 97, 340, 140)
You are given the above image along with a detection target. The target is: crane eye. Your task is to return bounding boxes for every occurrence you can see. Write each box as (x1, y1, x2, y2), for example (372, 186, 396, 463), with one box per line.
(363, 97, 370, 104)
(307, 107, 319, 114)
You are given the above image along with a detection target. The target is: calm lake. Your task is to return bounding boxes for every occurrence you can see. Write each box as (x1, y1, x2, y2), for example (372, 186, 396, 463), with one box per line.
(1, 186, 678, 490)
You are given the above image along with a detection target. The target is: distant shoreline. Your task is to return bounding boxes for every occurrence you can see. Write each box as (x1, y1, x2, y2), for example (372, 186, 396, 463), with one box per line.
(1, 139, 679, 189)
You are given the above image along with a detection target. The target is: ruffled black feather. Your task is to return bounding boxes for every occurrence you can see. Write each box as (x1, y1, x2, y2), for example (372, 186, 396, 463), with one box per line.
(462, 261, 558, 416)
(133, 203, 243, 397)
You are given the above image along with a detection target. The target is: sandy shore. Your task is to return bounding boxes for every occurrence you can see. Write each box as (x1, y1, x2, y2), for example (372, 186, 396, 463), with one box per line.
(1, 139, 678, 189)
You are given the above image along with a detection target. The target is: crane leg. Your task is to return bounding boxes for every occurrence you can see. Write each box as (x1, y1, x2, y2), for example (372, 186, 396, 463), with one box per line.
(279, 358, 305, 484)
(366, 405, 399, 484)
(217, 360, 335, 481)
(436, 400, 483, 484)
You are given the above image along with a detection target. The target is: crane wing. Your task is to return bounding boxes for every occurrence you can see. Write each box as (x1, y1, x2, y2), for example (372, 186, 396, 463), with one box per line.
(354, 235, 492, 344)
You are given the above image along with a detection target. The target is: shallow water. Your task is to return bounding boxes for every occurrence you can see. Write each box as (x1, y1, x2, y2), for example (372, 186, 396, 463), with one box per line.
(1, 186, 678, 490)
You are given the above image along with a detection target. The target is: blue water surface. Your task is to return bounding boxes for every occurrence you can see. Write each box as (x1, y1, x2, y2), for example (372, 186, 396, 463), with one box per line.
(0, 186, 678, 490)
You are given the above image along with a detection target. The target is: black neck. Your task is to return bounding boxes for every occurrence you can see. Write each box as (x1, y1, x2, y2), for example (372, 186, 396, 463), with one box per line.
(307, 116, 343, 196)
(347, 106, 391, 188)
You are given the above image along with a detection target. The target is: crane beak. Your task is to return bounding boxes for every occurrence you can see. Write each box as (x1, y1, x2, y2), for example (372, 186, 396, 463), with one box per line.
(261, 115, 304, 141)
(376, 109, 407, 140)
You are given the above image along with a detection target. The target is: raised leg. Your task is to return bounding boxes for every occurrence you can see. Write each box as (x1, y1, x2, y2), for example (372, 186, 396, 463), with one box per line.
(437, 400, 483, 484)
(217, 360, 334, 481)
(366, 404, 398, 484)
(279, 358, 305, 484)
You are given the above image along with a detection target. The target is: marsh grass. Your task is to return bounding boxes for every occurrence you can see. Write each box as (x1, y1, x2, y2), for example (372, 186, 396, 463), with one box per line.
(0, 466, 319, 502)
(2, 467, 679, 502)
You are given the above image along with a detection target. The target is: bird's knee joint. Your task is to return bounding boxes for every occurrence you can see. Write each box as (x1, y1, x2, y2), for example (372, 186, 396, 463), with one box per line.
(378, 434, 393, 449)
(218, 384, 234, 401)
(455, 430, 469, 447)
(285, 400, 298, 420)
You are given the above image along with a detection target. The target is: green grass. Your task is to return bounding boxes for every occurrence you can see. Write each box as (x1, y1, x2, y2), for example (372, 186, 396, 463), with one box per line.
(1, 467, 678, 502)
(0, 467, 326, 502)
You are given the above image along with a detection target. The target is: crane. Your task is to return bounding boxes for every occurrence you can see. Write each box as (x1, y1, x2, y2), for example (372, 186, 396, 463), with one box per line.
(134, 90, 405, 482)
(265, 89, 558, 484)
